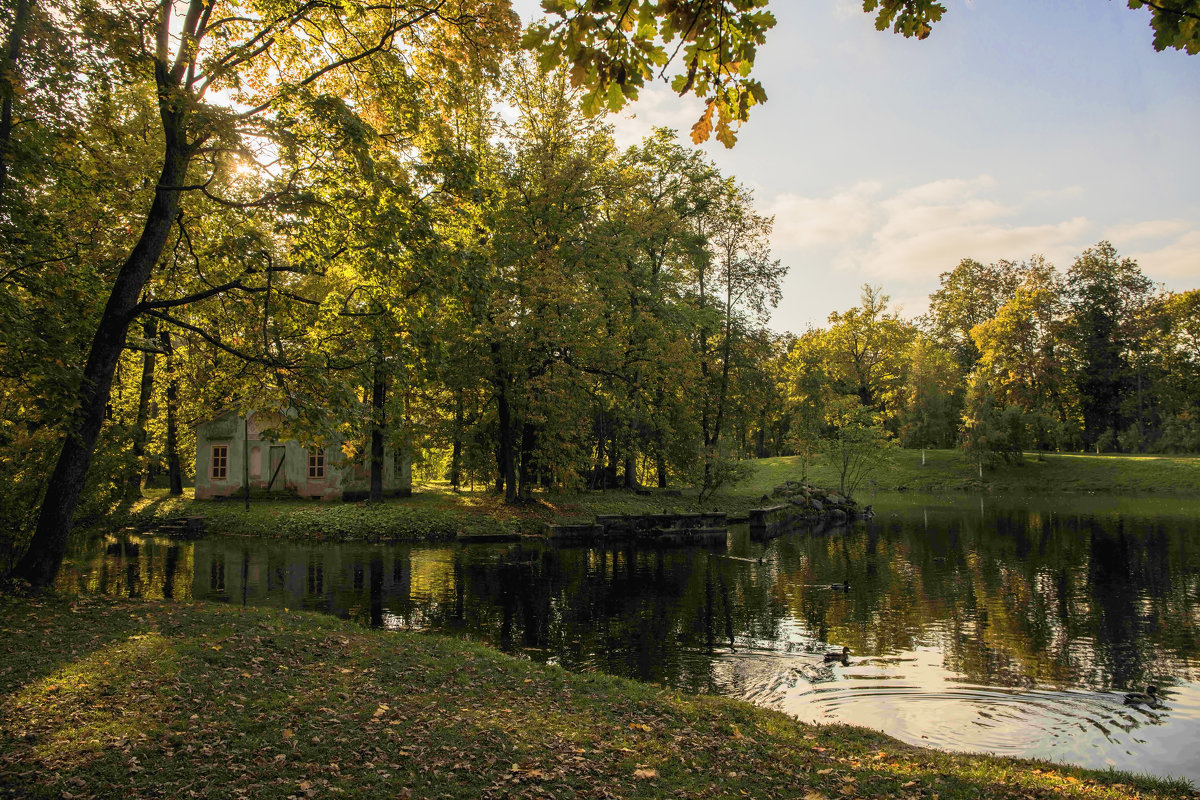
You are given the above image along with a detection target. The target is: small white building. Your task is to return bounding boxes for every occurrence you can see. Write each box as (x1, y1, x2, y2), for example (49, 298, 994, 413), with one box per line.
(193, 411, 411, 501)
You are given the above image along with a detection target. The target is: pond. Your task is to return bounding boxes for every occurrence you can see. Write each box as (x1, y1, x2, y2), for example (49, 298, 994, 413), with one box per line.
(58, 493, 1200, 783)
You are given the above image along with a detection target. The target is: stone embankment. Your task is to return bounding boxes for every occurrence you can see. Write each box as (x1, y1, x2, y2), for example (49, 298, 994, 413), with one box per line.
(750, 481, 872, 540)
(546, 511, 727, 546)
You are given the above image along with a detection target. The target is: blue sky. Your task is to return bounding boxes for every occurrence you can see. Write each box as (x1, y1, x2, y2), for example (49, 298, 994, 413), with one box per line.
(513, 1, 1200, 331)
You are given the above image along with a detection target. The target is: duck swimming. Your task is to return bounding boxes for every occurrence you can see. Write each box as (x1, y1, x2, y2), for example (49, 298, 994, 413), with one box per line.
(1123, 685, 1161, 706)
(830, 581, 850, 592)
(823, 646, 850, 663)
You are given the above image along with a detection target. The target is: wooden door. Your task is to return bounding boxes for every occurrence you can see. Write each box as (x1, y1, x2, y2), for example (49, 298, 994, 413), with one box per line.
(267, 446, 286, 490)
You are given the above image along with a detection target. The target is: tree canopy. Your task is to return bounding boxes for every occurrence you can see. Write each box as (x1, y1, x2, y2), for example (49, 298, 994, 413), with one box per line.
(0, 0, 1197, 587)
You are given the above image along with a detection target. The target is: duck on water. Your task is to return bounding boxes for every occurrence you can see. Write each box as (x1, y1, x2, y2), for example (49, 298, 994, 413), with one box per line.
(1123, 685, 1163, 707)
(824, 646, 851, 664)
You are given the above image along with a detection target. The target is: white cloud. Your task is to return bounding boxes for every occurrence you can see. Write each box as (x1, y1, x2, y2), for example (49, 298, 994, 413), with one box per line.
(833, 0, 862, 19)
(766, 181, 883, 248)
(860, 214, 1091, 281)
(1104, 219, 1192, 243)
(1129, 230, 1200, 282)
(767, 172, 1200, 334)
(768, 174, 1093, 282)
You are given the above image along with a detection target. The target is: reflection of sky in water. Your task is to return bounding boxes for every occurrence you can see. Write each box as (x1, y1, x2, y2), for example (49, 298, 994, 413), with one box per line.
(58, 493, 1200, 783)
(718, 643, 1200, 781)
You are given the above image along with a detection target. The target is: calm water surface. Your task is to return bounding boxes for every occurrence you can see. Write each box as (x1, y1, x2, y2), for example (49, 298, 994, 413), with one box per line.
(59, 494, 1200, 783)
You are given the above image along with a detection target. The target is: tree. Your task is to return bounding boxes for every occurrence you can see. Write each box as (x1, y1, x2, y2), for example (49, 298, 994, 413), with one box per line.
(781, 329, 829, 480)
(821, 394, 896, 500)
(694, 180, 785, 494)
(1062, 242, 1153, 450)
(970, 259, 1072, 449)
(525, 0, 781, 147)
(821, 285, 915, 432)
(924, 258, 1026, 373)
(900, 334, 959, 455)
(9, 1, 518, 586)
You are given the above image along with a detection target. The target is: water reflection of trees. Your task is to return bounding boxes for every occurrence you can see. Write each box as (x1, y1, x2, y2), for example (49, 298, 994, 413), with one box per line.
(770, 508, 1199, 692)
(59, 502, 1199, 695)
(58, 535, 195, 601)
(414, 544, 790, 694)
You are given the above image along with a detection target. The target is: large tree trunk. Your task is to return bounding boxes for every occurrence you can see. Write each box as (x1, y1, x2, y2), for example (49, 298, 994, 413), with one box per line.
(491, 342, 516, 504)
(14, 124, 189, 586)
(160, 329, 183, 496)
(125, 318, 159, 501)
(624, 374, 640, 489)
(0, 0, 31, 201)
(450, 389, 463, 488)
(712, 294, 733, 452)
(697, 251, 713, 488)
(496, 389, 516, 504)
(623, 285, 641, 489)
(370, 360, 385, 502)
(518, 421, 536, 500)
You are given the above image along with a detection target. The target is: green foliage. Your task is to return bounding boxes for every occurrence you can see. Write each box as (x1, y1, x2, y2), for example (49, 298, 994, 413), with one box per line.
(696, 447, 753, 503)
(1127, 0, 1200, 54)
(863, 0, 947, 40)
(524, 0, 775, 147)
(3, 0, 1198, 586)
(1063, 241, 1154, 449)
(900, 335, 959, 449)
(924, 257, 1028, 373)
(820, 395, 897, 499)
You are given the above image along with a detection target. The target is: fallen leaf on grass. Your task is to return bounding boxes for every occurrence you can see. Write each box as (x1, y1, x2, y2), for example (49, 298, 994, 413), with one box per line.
(632, 768, 658, 780)
(628, 723, 651, 732)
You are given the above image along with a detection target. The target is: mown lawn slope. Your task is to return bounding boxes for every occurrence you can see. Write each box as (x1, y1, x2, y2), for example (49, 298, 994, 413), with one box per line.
(1, 595, 1192, 800)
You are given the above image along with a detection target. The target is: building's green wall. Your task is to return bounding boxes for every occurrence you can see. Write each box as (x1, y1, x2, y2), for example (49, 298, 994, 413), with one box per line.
(194, 411, 411, 500)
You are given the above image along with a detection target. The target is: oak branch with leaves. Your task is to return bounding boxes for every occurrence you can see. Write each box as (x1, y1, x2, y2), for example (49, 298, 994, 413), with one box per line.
(524, 0, 1197, 148)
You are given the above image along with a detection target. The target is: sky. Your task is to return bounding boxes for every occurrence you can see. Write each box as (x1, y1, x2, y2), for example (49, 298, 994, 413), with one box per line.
(511, 0, 1200, 333)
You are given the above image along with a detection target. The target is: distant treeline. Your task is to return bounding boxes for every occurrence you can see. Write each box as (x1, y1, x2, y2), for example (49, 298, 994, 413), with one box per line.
(771, 245, 1199, 467)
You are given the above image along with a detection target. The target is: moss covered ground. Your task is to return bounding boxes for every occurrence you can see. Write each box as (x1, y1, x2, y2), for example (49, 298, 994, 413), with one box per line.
(1, 594, 1193, 800)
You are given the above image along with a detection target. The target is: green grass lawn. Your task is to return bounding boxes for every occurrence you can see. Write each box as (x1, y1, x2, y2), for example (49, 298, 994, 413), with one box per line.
(107, 449, 1200, 544)
(738, 449, 1200, 496)
(1, 594, 1191, 800)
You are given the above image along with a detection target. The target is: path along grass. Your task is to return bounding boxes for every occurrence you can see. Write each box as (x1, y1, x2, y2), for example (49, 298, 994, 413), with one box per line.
(1, 594, 1192, 800)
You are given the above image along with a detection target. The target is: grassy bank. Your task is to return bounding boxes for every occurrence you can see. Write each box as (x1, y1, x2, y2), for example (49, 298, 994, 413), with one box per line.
(1, 594, 1191, 800)
(787, 449, 1200, 495)
(103, 449, 1200, 544)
